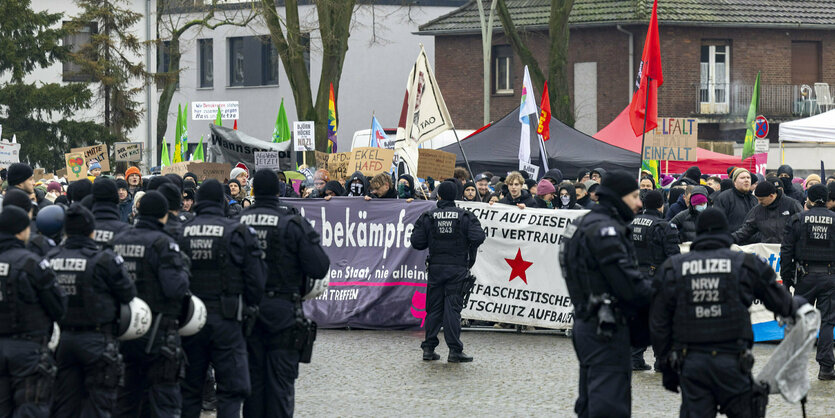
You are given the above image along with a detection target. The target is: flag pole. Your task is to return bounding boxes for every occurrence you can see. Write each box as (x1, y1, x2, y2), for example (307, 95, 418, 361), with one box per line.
(638, 76, 652, 180)
(369, 112, 375, 147)
(451, 127, 474, 181)
(530, 117, 550, 173)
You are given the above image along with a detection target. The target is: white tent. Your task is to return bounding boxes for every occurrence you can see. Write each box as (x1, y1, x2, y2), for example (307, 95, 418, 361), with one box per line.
(779, 109, 835, 142)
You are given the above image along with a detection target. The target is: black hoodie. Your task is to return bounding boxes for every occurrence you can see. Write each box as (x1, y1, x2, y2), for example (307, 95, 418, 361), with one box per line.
(732, 191, 803, 244)
(346, 171, 370, 197)
(499, 188, 537, 207)
(555, 183, 583, 210)
(397, 174, 416, 199)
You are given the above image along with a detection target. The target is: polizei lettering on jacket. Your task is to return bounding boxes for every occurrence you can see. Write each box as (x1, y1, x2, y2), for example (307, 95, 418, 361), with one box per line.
(183, 225, 225, 237)
(93, 230, 114, 243)
(239, 214, 279, 227)
(681, 258, 732, 276)
(631, 217, 654, 227)
(50, 258, 88, 272)
(805, 215, 833, 224)
(113, 244, 146, 258)
(0, 262, 10, 277)
(433, 211, 459, 220)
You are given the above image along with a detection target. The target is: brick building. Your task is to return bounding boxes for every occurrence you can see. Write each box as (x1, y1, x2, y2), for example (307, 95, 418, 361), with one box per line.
(419, 0, 835, 144)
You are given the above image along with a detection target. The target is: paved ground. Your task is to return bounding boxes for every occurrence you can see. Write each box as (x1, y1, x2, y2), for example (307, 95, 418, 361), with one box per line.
(288, 328, 834, 417)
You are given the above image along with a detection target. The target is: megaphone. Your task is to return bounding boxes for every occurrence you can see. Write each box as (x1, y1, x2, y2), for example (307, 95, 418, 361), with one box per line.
(179, 295, 207, 336)
(118, 298, 152, 341)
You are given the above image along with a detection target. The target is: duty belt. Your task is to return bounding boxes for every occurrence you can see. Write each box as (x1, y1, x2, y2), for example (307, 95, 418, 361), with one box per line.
(803, 262, 833, 274)
(0, 332, 49, 341)
(265, 290, 297, 302)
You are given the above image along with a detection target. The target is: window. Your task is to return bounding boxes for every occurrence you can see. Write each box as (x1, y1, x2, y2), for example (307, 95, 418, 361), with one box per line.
(791, 41, 821, 85)
(493, 45, 513, 94)
(228, 36, 279, 87)
(199, 39, 213, 88)
(700, 42, 730, 113)
(157, 40, 178, 89)
(62, 22, 96, 82)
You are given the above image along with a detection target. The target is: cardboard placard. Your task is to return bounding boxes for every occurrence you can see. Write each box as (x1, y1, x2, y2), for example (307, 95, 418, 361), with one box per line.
(70, 144, 110, 172)
(162, 161, 231, 183)
(643, 118, 698, 162)
(114, 142, 143, 161)
(56, 168, 68, 179)
(327, 152, 351, 181)
(315, 151, 330, 171)
(65, 153, 87, 182)
(0, 141, 21, 169)
(33, 168, 45, 178)
(348, 147, 395, 177)
(254, 151, 280, 171)
(293, 121, 315, 151)
(417, 149, 456, 180)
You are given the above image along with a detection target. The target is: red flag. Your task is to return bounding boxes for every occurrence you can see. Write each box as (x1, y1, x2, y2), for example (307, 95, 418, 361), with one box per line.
(233, 119, 238, 130)
(536, 81, 551, 141)
(629, 0, 664, 136)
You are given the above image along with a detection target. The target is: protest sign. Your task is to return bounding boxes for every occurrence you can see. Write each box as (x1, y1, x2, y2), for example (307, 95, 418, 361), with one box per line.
(114, 142, 143, 161)
(192, 101, 239, 120)
(71, 144, 110, 172)
(33, 168, 45, 178)
(65, 153, 87, 182)
(315, 151, 330, 171)
(294, 121, 315, 151)
(0, 142, 21, 168)
(643, 117, 698, 161)
(327, 152, 351, 181)
(162, 161, 230, 182)
(417, 149, 455, 180)
(208, 125, 293, 171)
(56, 168, 67, 178)
(254, 151, 280, 171)
(348, 147, 395, 177)
(519, 161, 540, 180)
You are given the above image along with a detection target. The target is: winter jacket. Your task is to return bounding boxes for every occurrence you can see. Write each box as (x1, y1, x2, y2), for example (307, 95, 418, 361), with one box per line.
(732, 192, 803, 245)
(670, 206, 699, 243)
(345, 171, 370, 197)
(534, 196, 554, 209)
(499, 189, 537, 207)
(665, 194, 688, 220)
(712, 187, 757, 232)
(118, 196, 133, 223)
(555, 183, 583, 210)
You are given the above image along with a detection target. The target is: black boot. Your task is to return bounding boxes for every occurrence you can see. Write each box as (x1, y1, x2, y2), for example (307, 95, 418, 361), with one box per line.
(448, 351, 473, 363)
(819, 366, 835, 381)
(423, 348, 440, 361)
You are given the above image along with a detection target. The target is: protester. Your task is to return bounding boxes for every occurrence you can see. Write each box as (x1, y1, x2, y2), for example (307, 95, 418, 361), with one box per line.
(125, 166, 142, 197)
(228, 179, 246, 203)
(116, 179, 133, 222)
(87, 159, 102, 181)
(583, 180, 599, 208)
(323, 180, 346, 199)
(542, 169, 563, 186)
(806, 174, 822, 190)
(639, 176, 655, 190)
(576, 168, 590, 183)
(574, 182, 590, 207)
(525, 178, 538, 196)
(398, 174, 417, 200)
(681, 166, 701, 185)
(670, 186, 709, 242)
(732, 179, 802, 245)
(555, 182, 582, 210)
(462, 181, 479, 202)
(365, 173, 397, 200)
(712, 167, 756, 232)
(777, 164, 806, 203)
(345, 171, 369, 197)
(498, 172, 536, 209)
(182, 188, 195, 213)
(533, 179, 556, 209)
(474, 173, 492, 202)
(45, 181, 62, 203)
(590, 168, 606, 182)
(665, 183, 692, 220)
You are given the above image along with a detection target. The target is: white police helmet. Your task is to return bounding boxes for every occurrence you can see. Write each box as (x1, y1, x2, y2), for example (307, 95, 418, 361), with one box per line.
(118, 297, 152, 341)
(179, 295, 207, 336)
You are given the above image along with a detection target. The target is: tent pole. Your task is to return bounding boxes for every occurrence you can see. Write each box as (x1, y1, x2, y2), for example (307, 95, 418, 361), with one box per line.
(452, 128, 475, 180)
(530, 116, 550, 173)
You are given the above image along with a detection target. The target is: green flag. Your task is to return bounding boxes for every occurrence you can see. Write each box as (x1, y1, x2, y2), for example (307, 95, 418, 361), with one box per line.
(742, 72, 761, 159)
(160, 138, 171, 167)
(193, 135, 204, 162)
(273, 98, 291, 143)
(215, 107, 222, 126)
(642, 159, 659, 184)
(181, 104, 188, 161)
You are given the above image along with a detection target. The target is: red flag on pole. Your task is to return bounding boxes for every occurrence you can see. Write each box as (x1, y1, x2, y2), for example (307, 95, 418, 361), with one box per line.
(233, 119, 238, 130)
(629, 0, 664, 136)
(536, 81, 551, 141)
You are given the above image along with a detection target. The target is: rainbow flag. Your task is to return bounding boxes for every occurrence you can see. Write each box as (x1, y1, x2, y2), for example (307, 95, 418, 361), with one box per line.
(327, 83, 337, 152)
(642, 159, 659, 184)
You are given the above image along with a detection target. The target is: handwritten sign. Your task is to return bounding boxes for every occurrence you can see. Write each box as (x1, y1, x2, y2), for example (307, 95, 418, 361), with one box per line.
(114, 142, 143, 161)
(191, 101, 239, 120)
(643, 118, 698, 162)
(348, 147, 395, 177)
(254, 151, 280, 171)
(70, 144, 110, 172)
(0, 142, 21, 169)
(162, 162, 231, 183)
(315, 151, 330, 171)
(417, 149, 456, 180)
(294, 121, 315, 152)
(519, 162, 540, 180)
(65, 153, 87, 182)
(327, 152, 351, 181)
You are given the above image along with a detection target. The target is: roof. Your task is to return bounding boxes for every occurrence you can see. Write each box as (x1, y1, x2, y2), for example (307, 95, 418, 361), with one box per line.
(419, 0, 835, 35)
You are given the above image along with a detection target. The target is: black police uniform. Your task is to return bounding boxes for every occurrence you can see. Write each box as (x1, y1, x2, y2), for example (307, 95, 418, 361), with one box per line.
(92, 202, 131, 249)
(560, 190, 653, 418)
(28, 231, 58, 258)
(239, 195, 329, 418)
(179, 201, 266, 418)
(652, 219, 798, 417)
(48, 235, 136, 417)
(0, 233, 67, 417)
(629, 208, 681, 369)
(112, 217, 190, 417)
(411, 199, 485, 359)
(780, 205, 835, 376)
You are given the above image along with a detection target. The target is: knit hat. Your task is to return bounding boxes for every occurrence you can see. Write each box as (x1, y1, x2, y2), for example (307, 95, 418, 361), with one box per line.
(754, 180, 776, 197)
(253, 169, 280, 197)
(183, 188, 195, 201)
(88, 159, 102, 172)
(643, 190, 664, 210)
(683, 166, 702, 184)
(2, 189, 32, 213)
(690, 193, 709, 206)
(777, 164, 794, 179)
(164, 174, 184, 191)
(696, 207, 729, 235)
(115, 179, 129, 191)
(147, 175, 171, 191)
(437, 181, 458, 201)
(158, 183, 182, 211)
(808, 184, 829, 205)
(600, 170, 638, 197)
(731, 167, 750, 182)
(68, 179, 93, 203)
(6, 163, 33, 187)
(536, 178, 556, 196)
(64, 203, 96, 237)
(463, 181, 476, 192)
(92, 178, 119, 204)
(525, 178, 537, 190)
(576, 168, 590, 181)
(660, 175, 675, 188)
(228, 179, 241, 190)
(230, 167, 247, 181)
(125, 166, 141, 182)
(47, 181, 62, 193)
(183, 172, 199, 184)
(542, 169, 563, 184)
(137, 191, 169, 218)
(197, 179, 225, 204)
(0, 206, 30, 235)
(806, 174, 822, 188)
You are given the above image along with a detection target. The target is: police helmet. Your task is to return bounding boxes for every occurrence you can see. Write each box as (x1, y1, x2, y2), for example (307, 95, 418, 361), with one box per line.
(48, 322, 60, 351)
(117, 297, 152, 341)
(36, 205, 65, 238)
(302, 277, 329, 301)
(179, 295, 207, 336)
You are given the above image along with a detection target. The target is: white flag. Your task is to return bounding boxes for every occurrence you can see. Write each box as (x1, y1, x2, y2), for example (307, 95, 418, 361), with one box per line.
(519, 66, 537, 169)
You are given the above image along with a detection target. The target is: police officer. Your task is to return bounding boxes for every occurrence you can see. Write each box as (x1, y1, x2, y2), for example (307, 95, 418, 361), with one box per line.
(239, 170, 329, 417)
(157, 183, 186, 239)
(179, 179, 266, 418)
(411, 181, 485, 362)
(0, 206, 66, 417)
(630, 189, 680, 370)
(112, 191, 190, 417)
(49, 204, 136, 417)
(559, 170, 652, 418)
(652, 208, 804, 416)
(3, 189, 57, 257)
(91, 178, 131, 249)
(780, 183, 835, 380)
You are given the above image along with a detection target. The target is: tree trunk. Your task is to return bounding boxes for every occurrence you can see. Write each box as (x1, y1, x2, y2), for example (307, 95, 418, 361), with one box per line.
(156, 36, 181, 160)
(548, 0, 574, 126)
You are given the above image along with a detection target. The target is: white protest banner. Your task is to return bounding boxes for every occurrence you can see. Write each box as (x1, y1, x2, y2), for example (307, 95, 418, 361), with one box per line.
(0, 141, 21, 168)
(254, 151, 280, 171)
(457, 202, 585, 329)
(114, 142, 143, 161)
(294, 121, 315, 151)
(191, 101, 239, 120)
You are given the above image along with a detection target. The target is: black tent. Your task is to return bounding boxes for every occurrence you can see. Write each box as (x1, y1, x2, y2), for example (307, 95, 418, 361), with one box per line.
(440, 108, 640, 178)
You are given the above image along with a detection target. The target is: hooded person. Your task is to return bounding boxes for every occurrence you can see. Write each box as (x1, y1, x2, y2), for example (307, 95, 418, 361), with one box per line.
(556, 182, 583, 210)
(777, 164, 806, 203)
(90, 177, 131, 248)
(683, 166, 702, 185)
(576, 168, 591, 183)
(732, 178, 803, 245)
(665, 183, 691, 221)
(397, 174, 417, 199)
(323, 180, 346, 198)
(713, 167, 758, 232)
(590, 168, 607, 182)
(542, 169, 564, 186)
(345, 171, 370, 197)
(670, 186, 710, 242)
(461, 181, 479, 202)
(534, 179, 557, 209)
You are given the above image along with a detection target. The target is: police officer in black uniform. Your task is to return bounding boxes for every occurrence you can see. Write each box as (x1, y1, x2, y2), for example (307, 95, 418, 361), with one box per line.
(179, 179, 266, 418)
(780, 183, 835, 380)
(158, 183, 186, 239)
(239, 170, 329, 417)
(559, 170, 652, 418)
(411, 181, 485, 362)
(91, 178, 131, 249)
(3, 189, 57, 257)
(0, 206, 66, 417)
(652, 208, 803, 416)
(49, 204, 136, 417)
(112, 191, 190, 417)
(630, 189, 680, 370)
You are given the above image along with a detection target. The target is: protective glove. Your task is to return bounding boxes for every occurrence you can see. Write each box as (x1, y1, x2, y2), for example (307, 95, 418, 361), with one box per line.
(662, 369, 680, 393)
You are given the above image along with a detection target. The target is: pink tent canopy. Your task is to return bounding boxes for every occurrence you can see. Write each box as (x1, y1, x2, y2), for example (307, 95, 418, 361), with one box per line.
(593, 108, 759, 174)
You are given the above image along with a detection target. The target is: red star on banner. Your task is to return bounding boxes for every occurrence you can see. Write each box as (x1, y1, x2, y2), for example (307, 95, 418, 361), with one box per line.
(505, 248, 533, 284)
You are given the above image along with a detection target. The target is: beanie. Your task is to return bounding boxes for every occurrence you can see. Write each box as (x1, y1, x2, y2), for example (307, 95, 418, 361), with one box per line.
(683, 166, 702, 184)
(0, 206, 30, 235)
(437, 181, 458, 201)
(68, 179, 93, 203)
(47, 181, 62, 193)
(806, 174, 822, 188)
(600, 170, 638, 197)
(696, 207, 729, 235)
(158, 183, 182, 211)
(88, 159, 102, 172)
(137, 191, 169, 218)
(524, 178, 537, 190)
(2, 189, 32, 213)
(660, 175, 675, 188)
(463, 181, 476, 192)
(808, 184, 828, 205)
(577, 168, 590, 181)
(164, 174, 184, 191)
(252, 169, 280, 197)
(125, 166, 141, 181)
(115, 179, 129, 191)
(7, 163, 33, 187)
(183, 172, 199, 184)
(726, 166, 736, 177)
(689, 193, 708, 206)
(754, 180, 776, 197)
(536, 178, 556, 196)
(543, 169, 564, 184)
(731, 167, 750, 183)
(230, 167, 247, 181)
(92, 178, 119, 204)
(147, 175, 171, 191)
(64, 203, 96, 236)
(643, 190, 664, 210)
(197, 179, 225, 204)
(228, 179, 241, 190)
